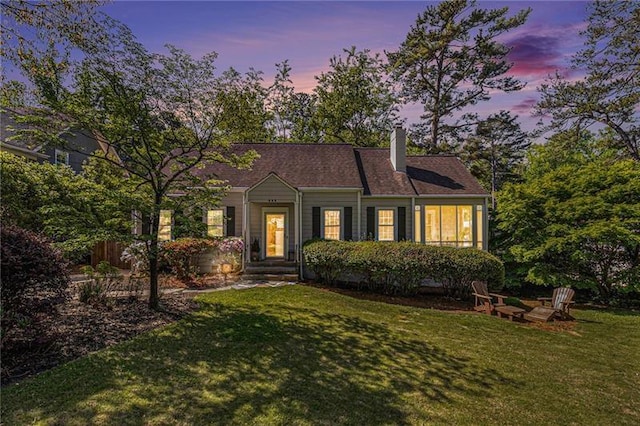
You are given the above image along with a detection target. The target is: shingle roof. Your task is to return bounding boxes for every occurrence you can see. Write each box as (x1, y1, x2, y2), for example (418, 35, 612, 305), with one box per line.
(202, 143, 487, 197)
(407, 156, 488, 196)
(201, 143, 363, 188)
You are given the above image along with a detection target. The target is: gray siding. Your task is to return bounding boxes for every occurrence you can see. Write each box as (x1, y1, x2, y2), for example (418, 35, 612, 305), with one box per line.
(218, 192, 244, 237)
(301, 191, 359, 243)
(41, 131, 102, 174)
(247, 174, 296, 203)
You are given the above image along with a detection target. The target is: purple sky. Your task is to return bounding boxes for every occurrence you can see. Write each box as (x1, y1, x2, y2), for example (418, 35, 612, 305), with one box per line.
(104, 0, 591, 133)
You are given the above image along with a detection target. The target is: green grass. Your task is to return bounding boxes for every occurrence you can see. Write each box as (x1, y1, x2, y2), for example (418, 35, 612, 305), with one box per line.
(3, 285, 640, 425)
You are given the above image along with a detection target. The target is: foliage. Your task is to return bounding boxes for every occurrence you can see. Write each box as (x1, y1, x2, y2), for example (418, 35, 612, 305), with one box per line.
(314, 46, 400, 147)
(461, 111, 530, 209)
(78, 262, 123, 306)
(161, 238, 215, 282)
(497, 133, 640, 299)
(0, 225, 70, 347)
(536, 0, 639, 161)
(387, 0, 529, 153)
(303, 240, 504, 297)
(0, 152, 132, 260)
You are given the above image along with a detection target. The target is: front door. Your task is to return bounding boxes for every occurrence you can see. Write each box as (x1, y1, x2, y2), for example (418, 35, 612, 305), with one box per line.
(265, 212, 286, 258)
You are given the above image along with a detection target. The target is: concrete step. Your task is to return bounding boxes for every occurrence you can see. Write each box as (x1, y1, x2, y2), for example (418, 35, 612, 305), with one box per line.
(241, 273, 299, 282)
(244, 265, 298, 274)
(247, 261, 297, 267)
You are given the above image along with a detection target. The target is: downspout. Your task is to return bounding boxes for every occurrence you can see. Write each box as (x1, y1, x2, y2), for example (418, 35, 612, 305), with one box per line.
(242, 191, 247, 271)
(298, 192, 304, 279)
(410, 197, 415, 242)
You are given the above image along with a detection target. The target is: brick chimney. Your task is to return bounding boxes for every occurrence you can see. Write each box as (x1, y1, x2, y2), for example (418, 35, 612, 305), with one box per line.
(390, 126, 406, 173)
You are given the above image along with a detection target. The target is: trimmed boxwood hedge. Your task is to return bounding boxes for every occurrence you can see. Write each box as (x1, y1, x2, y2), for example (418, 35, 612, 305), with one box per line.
(303, 240, 504, 297)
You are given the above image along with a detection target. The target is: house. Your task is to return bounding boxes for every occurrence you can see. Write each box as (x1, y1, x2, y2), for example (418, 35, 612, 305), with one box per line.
(159, 128, 489, 275)
(0, 107, 107, 173)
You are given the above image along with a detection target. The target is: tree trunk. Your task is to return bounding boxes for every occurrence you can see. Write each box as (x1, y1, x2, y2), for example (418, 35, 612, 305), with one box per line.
(148, 200, 162, 310)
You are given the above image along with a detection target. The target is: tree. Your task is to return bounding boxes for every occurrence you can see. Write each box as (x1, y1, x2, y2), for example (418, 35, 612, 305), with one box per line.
(461, 111, 530, 209)
(537, 1, 639, 161)
(314, 46, 400, 147)
(21, 39, 256, 309)
(0, 152, 133, 261)
(387, 0, 530, 153)
(267, 60, 296, 142)
(497, 132, 640, 299)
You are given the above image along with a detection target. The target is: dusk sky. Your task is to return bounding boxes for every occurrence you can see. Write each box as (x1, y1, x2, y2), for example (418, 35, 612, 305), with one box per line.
(104, 1, 592, 134)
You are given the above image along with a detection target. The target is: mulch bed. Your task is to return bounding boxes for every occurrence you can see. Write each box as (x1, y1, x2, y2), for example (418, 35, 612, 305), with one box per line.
(1, 292, 200, 387)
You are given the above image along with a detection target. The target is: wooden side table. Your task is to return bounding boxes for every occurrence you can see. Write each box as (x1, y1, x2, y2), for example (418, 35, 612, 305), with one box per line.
(494, 305, 526, 321)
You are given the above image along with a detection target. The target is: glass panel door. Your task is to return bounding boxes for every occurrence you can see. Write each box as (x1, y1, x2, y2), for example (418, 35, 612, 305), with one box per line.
(265, 213, 286, 257)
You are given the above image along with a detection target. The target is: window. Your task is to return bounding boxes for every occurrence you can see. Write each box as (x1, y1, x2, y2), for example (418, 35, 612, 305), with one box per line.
(423, 205, 480, 248)
(158, 210, 172, 241)
(323, 209, 341, 240)
(476, 205, 484, 249)
(207, 209, 224, 237)
(54, 149, 69, 166)
(377, 209, 395, 241)
(414, 205, 422, 243)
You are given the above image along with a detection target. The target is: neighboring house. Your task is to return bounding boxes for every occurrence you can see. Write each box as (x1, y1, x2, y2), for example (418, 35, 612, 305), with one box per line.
(159, 128, 489, 273)
(0, 108, 106, 173)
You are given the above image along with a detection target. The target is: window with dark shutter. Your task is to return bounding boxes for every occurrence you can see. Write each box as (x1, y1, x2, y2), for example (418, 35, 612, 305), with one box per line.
(398, 207, 406, 241)
(366, 207, 375, 240)
(226, 206, 235, 237)
(312, 207, 321, 238)
(343, 207, 353, 241)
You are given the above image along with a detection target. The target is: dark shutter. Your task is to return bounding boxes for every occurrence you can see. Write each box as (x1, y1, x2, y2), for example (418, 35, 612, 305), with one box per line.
(366, 207, 375, 240)
(226, 206, 235, 236)
(397, 206, 406, 241)
(312, 207, 321, 238)
(343, 207, 353, 241)
(141, 212, 150, 235)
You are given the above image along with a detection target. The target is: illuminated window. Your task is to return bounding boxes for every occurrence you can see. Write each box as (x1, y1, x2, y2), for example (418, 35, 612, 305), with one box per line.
(54, 149, 69, 166)
(207, 209, 224, 237)
(377, 209, 395, 241)
(476, 205, 484, 249)
(423, 205, 484, 249)
(158, 210, 172, 241)
(414, 205, 422, 243)
(425, 206, 440, 244)
(441, 206, 456, 245)
(458, 206, 473, 247)
(323, 209, 341, 240)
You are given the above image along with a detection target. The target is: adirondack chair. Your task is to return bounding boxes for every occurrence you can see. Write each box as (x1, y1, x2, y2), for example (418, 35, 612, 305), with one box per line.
(538, 287, 575, 320)
(524, 287, 576, 322)
(471, 281, 507, 315)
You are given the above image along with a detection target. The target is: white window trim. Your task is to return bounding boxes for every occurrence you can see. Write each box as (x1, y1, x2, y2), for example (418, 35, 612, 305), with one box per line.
(54, 149, 69, 166)
(321, 207, 343, 240)
(206, 208, 225, 237)
(421, 204, 482, 249)
(376, 207, 397, 242)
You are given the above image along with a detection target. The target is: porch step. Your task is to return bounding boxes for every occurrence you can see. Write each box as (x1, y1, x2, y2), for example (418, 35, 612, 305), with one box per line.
(247, 261, 297, 268)
(241, 273, 299, 282)
(244, 265, 298, 275)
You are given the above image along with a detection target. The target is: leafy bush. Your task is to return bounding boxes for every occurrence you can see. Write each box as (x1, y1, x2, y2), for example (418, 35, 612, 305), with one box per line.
(303, 240, 504, 297)
(1, 226, 70, 347)
(162, 238, 216, 281)
(78, 262, 123, 306)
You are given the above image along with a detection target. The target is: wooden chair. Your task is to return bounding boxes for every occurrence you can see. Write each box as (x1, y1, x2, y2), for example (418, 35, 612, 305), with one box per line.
(471, 281, 507, 315)
(538, 287, 575, 320)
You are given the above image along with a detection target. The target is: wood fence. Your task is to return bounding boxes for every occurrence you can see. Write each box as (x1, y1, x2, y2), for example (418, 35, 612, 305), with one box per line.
(92, 241, 130, 269)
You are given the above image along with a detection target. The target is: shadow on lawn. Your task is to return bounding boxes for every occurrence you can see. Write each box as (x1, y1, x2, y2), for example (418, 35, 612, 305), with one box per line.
(9, 301, 514, 425)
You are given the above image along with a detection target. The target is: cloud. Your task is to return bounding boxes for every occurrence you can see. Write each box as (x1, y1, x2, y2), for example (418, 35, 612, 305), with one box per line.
(506, 34, 566, 77)
(511, 97, 538, 114)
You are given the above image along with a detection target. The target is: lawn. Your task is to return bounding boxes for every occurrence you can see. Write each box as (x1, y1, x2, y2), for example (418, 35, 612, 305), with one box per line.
(3, 285, 639, 425)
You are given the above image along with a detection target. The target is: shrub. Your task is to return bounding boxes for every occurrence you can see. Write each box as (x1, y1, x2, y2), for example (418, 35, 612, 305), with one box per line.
(1, 225, 70, 347)
(78, 262, 123, 306)
(303, 240, 504, 297)
(161, 238, 215, 281)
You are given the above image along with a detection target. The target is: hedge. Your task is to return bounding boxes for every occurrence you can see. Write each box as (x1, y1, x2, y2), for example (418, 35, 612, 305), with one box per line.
(303, 240, 504, 297)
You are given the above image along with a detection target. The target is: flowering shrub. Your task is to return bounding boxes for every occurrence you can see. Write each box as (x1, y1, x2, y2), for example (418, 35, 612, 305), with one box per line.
(216, 237, 244, 254)
(162, 238, 215, 281)
(121, 241, 151, 276)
